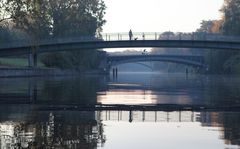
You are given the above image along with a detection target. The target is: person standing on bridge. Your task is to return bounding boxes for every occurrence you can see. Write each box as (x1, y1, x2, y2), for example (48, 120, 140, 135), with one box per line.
(142, 33, 145, 40)
(129, 29, 133, 40)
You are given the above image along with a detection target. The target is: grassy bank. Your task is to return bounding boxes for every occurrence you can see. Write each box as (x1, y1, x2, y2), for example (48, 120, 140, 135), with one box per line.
(0, 58, 45, 67)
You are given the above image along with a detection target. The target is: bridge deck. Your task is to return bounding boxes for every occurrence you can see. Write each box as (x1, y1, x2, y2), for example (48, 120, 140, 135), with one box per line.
(0, 32, 240, 56)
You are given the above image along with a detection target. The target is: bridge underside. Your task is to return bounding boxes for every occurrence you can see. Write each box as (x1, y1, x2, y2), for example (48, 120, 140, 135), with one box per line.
(107, 56, 206, 69)
(1, 40, 240, 56)
(0, 39, 221, 67)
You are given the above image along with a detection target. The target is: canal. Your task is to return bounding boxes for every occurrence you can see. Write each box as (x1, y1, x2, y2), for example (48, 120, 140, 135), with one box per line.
(0, 73, 239, 149)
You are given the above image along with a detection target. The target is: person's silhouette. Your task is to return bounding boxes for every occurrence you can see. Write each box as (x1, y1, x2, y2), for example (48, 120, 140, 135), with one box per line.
(129, 29, 133, 40)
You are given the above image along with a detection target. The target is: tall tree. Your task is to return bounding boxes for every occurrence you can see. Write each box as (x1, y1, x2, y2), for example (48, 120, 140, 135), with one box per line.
(220, 0, 240, 73)
(0, 0, 106, 70)
(48, 0, 106, 38)
(45, 0, 106, 70)
(196, 20, 215, 33)
(221, 0, 240, 35)
(5, 0, 51, 39)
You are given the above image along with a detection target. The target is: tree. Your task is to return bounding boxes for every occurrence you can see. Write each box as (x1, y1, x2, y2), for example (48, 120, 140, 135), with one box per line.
(44, 0, 106, 70)
(4, 0, 52, 39)
(196, 20, 233, 74)
(221, 0, 240, 35)
(219, 0, 240, 73)
(196, 20, 215, 33)
(49, 0, 106, 38)
(0, 0, 106, 70)
(0, 0, 11, 24)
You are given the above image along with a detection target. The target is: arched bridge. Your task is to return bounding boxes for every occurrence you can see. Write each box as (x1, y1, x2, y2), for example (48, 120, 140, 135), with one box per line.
(107, 54, 205, 68)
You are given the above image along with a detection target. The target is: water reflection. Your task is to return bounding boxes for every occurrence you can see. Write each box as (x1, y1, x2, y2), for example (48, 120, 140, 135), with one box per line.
(99, 73, 240, 106)
(0, 105, 239, 148)
(0, 74, 239, 148)
(0, 106, 105, 148)
(0, 74, 240, 107)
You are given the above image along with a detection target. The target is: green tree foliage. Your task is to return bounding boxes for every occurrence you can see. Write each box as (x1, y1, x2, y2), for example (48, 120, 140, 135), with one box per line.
(201, 0, 240, 73)
(45, 0, 106, 70)
(0, 0, 106, 37)
(196, 20, 229, 74)
(196, 20, 215, 33)
(220, 0, 240, 73)
(221, 0, 240, 35)
(201, 0, 240, 74)
(49, 0, 106, 38)
(4, 0, 51, 39)
(42, 0, 106, 70)
(0, 0, 106, 70)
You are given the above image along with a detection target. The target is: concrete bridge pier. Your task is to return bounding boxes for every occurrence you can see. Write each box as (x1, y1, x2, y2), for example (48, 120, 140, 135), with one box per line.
(28, 49, 37, 67)
(112, 67, 118, 78)
(28, 79, 38, 103)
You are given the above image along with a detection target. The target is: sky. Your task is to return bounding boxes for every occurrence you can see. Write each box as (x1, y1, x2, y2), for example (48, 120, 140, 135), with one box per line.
(103, 0, 224, 33)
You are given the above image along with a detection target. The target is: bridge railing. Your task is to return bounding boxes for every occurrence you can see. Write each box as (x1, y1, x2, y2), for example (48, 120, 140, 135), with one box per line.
(102, 32, 240, 41)
(1, 32, 240, 49)
(96, 110, 198, 122)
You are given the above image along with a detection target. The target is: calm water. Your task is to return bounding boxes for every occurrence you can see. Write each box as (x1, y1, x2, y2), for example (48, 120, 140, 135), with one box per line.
(0, 73, 240, 149)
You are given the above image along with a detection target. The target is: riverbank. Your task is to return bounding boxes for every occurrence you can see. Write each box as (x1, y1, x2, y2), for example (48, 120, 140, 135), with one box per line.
(0, 67, 103, 77)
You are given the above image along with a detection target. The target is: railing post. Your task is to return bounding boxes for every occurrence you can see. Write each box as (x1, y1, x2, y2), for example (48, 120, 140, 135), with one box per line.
(204, 33, 206, 40)
(179, 33, 182, 40)
(191, 111, 194, 122)
(155, 111, 157, 122)
(129, 110, 133, 123)
(192, 32, 195, 40)
(142, 110, 145, 122)
(108, 35, 111, 41)
(155, 32, 157, 40)
(179, 111, 181, 122)
(118, 34, 120, 40)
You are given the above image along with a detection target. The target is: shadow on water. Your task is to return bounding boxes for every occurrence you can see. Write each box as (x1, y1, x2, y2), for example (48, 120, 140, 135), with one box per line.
(0, 73, 240, 107)
(0, 73, 240, 148)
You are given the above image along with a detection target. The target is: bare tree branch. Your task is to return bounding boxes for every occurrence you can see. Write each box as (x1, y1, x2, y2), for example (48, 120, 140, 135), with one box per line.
(0, 17, 12, 23)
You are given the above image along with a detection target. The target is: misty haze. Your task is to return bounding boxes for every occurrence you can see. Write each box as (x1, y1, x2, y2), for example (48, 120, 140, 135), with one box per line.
(0, 0, 240, 149)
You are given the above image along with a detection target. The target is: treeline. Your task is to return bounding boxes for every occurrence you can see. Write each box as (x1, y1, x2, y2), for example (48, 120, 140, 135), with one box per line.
(151, 32, 205, 73)
(152, 0, 240, 74)
(197, 0, 240, 74)
(0, 0, 106, 70)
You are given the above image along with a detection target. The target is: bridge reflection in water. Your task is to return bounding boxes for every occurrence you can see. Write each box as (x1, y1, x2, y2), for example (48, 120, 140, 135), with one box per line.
(96, 111, 197, 123)
(0, 75, 240, 148)
(0, 105, 239, 148)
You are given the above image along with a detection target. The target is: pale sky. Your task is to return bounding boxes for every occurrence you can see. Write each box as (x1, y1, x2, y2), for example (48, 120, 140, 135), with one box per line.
(103, 0, 224, 33)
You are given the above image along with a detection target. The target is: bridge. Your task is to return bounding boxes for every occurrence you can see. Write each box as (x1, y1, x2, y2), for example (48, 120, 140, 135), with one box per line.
(107, 54, 205, 69)
(96, 110, 197, 123)
(0, 32, 240, 67)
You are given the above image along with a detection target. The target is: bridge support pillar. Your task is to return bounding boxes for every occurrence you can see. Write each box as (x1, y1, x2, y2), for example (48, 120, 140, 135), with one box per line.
(112, 68, 118, 78)
(28, 51, 37, 67)
(28, 80, 37, 103)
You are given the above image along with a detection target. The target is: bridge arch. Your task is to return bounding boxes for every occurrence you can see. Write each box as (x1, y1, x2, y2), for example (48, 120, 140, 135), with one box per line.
(107, 55, 206, 69)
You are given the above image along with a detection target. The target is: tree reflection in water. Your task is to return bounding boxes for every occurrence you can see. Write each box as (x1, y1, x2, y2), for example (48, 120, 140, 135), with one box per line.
(197, 112, 240, 147)
(0, 111, 105, 149)
(0, 109, 240, 148)
(0, 75, 240, 148)
(213, 112, 240, 146)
